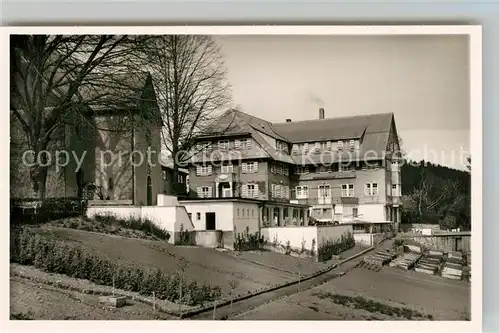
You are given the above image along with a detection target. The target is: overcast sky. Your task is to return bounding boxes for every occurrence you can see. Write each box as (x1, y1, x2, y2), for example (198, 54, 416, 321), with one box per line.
(215, 35, 470, 171)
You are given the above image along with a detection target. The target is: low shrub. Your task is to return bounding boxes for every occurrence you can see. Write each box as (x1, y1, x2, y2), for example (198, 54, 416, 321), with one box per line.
(93, 214, 170, 242)
(10, 228, 220, 306)
(233, 226, 265, 251)
(11, 197, 86, 226)
(317, 232, 355, 262)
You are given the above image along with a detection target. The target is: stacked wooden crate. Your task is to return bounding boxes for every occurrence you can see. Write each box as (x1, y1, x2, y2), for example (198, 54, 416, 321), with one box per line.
(389, 252, 422, 270)
(362, 250, 397, 266)
(414, 250, 444, 275)
(441, 251, 464, 280)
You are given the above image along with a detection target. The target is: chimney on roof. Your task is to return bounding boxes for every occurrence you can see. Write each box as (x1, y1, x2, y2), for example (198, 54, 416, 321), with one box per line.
(319, 108, 325, 120)
(286, 118, 292, 123)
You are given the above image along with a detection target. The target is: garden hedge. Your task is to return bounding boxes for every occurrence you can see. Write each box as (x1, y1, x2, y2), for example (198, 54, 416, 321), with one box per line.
(10, 227, 221, 306)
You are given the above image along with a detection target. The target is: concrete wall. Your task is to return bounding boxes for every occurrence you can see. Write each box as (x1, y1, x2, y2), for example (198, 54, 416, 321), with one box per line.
(262, 226, 318, 256)
(86, 205, 194, 244)
(261, 224, 354, 260)
(194, 230, 223, 248)
(157, 194, 179, 207)
(316, 224, 353, 248)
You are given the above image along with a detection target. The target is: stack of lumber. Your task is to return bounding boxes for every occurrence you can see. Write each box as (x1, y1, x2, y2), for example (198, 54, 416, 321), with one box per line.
(441, 251, 464, 280)
(389, 252, 422, 270)
(414, 251, 443, 275)
(362, 250, 397, 266)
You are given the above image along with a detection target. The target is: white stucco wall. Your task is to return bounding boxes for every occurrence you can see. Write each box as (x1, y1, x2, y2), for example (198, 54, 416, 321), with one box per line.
(86, 206, 142, 220)
(157, 194, 179, 207)
(316, 224, 353, 248)
(358, 204, 387, 222)
(233, 202, 260, 235)
(354, 233, 374, 247)
(261, 226, 319, 254)
(141, 206, 194, 232)
(86, 205, 194, 244)
(182, 202, 234, 231)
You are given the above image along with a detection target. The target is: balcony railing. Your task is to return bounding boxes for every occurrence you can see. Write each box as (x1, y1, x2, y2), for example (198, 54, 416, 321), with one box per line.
(290, 196, 359, 206)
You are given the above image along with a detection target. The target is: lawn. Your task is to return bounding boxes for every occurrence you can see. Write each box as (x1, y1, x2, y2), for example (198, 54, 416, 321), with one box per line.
(29, 226, 330, 297)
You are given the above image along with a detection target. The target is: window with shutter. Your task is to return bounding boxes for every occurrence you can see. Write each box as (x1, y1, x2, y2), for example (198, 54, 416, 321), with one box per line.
(241, 184, 248, 198)
(349, 140, 355, 150)
(247, 184, 256, 198)
(197, 187, 203, 197)
(234, 139, 240, 149)
(196, 165, 202, 176)
(253, 162, 258, 172)
(271, 184, 275, 198)
(207, 165, 212, 175)
(242, 163, 248, 173)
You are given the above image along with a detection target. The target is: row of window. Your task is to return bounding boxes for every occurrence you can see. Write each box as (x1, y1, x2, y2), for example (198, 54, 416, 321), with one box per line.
(196, 182, 397, 200)
(295, 183, 380, 198)
(196, 162, 259, 176)
(296, 162, 380, 174)
(236, 207, 256, 219)
(292, 140, 360, 154)
(196, 138, 252, 152)
(195, 159, 398, 177)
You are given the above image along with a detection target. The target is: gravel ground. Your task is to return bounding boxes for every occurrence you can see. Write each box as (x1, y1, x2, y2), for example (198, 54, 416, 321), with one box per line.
(10, 277, 177, 320)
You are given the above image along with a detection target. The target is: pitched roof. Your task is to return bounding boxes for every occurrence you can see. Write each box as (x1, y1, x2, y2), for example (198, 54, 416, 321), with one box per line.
(196, 109, 395, 164)
(272, 113, 394, 143)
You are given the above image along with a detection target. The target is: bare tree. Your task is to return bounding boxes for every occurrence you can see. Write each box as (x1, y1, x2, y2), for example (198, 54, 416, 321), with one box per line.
(10, 35, 149, 198)
(140, 35, 232, 193)
(228, 279, 239, 310)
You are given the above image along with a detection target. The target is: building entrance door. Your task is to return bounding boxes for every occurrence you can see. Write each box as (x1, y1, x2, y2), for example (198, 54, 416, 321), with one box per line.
(206, 212, 216, 230)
